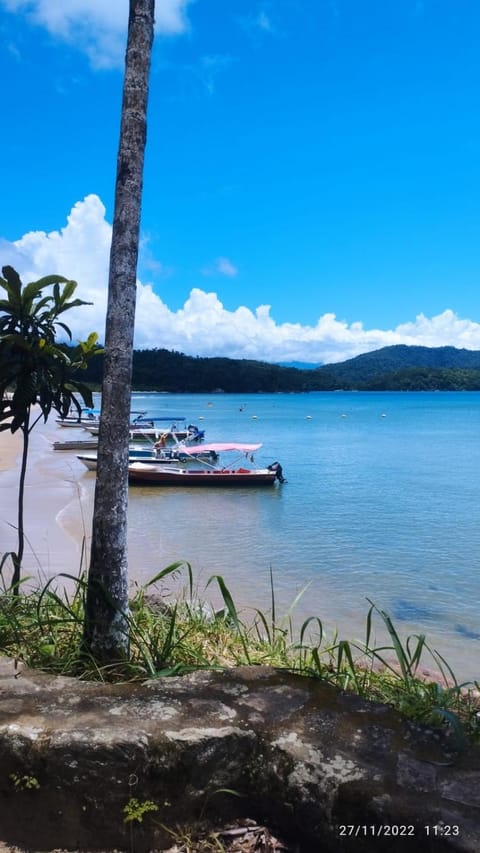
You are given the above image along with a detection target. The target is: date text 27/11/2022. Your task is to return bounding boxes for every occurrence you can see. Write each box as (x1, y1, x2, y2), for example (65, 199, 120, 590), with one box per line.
(337, 825, 460, 838)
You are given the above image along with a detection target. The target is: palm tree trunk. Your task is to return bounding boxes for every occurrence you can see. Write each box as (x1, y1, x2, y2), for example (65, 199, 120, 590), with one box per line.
(11, 414, 30, 593)
(83, 0, 155, 662)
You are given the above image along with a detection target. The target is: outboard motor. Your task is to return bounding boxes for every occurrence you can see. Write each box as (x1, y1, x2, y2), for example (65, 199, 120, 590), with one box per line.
(267, 461, 286, 483)
(187, 424, 205, 441)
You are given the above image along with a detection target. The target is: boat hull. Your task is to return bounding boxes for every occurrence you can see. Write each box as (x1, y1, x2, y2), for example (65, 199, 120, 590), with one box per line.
(127, 464, 277, 486)
(56, 418, 100, 428)
(54, 440, 99, 451)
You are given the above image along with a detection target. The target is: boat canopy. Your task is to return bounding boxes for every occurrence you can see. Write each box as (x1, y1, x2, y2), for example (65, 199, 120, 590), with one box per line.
(72, 408, 146, 418)
(181, 442, 262, 454)
(135, 416, 186, 423)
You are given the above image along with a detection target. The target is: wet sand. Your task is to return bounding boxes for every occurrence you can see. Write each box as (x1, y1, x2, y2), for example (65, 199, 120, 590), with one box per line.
(0, 414, 90, 587)
(0, 427, 20, 472)
(0, 419, 237, 627)
(0, 415, 193, 602)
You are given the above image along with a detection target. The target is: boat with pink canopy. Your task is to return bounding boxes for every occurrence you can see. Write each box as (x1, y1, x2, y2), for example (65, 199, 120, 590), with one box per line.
(127, 442, 285, 487)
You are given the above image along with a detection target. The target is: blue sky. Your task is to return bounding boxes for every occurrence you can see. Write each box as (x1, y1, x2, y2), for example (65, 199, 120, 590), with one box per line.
(1, 0, 480, 364)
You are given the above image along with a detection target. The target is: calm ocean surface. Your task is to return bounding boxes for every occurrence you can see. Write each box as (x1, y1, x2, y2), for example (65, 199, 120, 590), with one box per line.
(78, 391, 480, 682)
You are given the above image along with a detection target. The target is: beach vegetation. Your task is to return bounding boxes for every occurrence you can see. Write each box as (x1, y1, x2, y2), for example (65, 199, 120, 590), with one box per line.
(10, 773, 41, 792)
(0, 265, 100, 592)
(0, 564, 478, 745)
(123, 796, 159, 824)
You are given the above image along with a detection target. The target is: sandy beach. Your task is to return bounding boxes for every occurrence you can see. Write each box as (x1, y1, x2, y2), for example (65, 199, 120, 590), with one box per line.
(0, 413, 91, 588)
(0, 412, 204, 603)
(0, 426, 20, 472)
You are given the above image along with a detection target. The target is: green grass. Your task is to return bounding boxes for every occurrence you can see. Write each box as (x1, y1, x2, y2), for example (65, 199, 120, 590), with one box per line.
(0, 560, 479, 744)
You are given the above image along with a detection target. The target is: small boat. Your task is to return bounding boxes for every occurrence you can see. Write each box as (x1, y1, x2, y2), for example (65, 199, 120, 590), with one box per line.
(127, 443, 286, 487)
(130, 420, 205, 444)
(77, 452, 174, 471)
(77, 445, 219, 472)
(85, 417, 205, 444)
(54, 439, 99, 451)
(57, 409, 149, 429)
(56, 407, 102, 428)
(77, 454, 102, 471)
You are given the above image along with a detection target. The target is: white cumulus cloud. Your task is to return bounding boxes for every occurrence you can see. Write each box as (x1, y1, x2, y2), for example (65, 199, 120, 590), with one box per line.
(0, 0, 192, 68)
(2, 194, 480, 365)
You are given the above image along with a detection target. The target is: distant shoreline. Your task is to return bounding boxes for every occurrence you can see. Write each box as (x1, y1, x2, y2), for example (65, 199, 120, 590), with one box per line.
(79, 344, 480, 393)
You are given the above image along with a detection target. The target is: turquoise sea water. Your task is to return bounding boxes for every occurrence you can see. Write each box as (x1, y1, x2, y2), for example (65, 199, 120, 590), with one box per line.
(86, 391, 480, 681)
(52, 392, 480, 680)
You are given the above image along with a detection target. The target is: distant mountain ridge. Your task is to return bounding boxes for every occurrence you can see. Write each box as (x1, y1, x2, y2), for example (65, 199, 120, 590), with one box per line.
(316, 345, 480, 385)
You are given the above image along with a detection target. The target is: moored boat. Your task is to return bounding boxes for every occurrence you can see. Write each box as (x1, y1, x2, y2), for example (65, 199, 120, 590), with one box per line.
(126, 443, 285, 487)
(127, 462, 284, 486)
(55, 408, 102, 428)
(54, 439, 99, 451)
(77, 445, 219, 472)
(57, 409, 149, 430)
(85, 417, 205, 444)
(130, 421, 205, 444)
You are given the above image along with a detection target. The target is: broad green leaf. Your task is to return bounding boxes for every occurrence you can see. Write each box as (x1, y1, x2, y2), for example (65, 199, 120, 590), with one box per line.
(1, 265, 22, 294)
(34, 274, 69, 288)
(55, 320, 73, 339)
(0, 265, 101, 588)
(22, 281, 47, 305)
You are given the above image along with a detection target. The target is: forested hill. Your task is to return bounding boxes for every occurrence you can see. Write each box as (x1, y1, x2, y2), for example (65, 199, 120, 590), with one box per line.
(81, 345, 480, 392)
(316, 345, 480, 388)
(83, 348, 338, 393)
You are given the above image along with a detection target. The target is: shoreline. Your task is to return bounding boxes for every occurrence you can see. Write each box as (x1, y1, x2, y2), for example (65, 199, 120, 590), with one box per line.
(0, 412, 191, 601)
(0, 415, 89, 587)
(0, 428, 21, 472)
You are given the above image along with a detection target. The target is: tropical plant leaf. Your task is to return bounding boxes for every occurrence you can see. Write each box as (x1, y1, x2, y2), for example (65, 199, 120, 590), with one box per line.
(0, 267, 101, 588)
(1, 265, 22, 294)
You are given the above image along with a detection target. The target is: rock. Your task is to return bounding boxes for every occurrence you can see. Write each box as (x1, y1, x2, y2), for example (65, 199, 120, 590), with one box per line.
(0, 658, 479, 851)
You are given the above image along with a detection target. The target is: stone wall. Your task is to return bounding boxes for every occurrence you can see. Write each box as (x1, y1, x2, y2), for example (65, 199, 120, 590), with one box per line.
(0, 658, 479, 851)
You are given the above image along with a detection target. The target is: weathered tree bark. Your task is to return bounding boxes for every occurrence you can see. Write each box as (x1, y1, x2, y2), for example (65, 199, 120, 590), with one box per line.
(83, 0, 155, 661)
